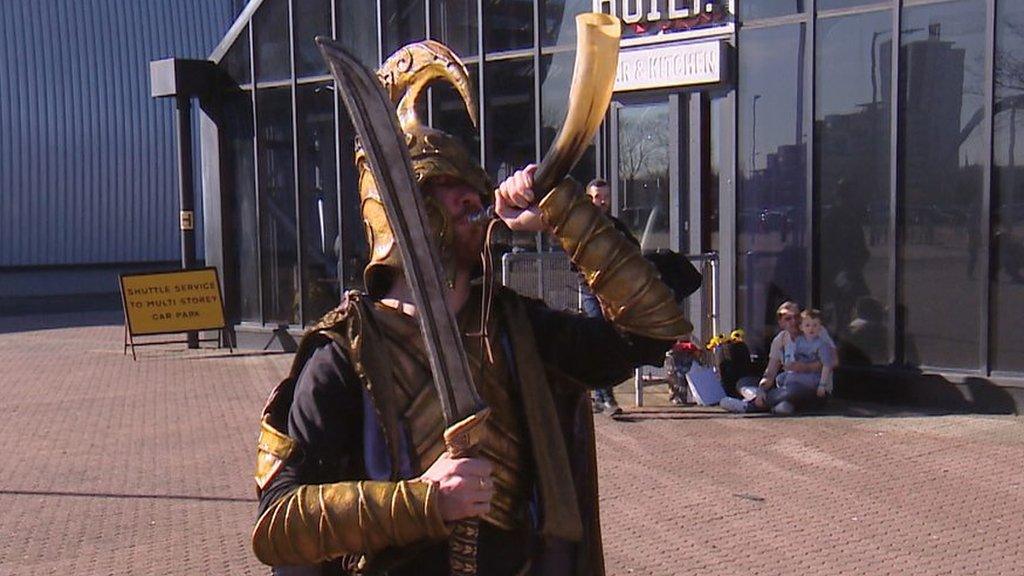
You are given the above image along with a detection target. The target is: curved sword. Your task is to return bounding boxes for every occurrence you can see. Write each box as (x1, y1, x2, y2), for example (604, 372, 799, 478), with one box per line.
(316, 37, 488, 576)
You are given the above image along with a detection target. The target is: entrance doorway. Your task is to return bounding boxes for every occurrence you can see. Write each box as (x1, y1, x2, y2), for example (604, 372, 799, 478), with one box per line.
(608, 91, 723, 341)
(609, 94, 691, 255)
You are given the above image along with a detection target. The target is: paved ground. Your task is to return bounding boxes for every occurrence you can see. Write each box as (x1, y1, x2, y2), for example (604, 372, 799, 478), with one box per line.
(1, 314, 1022, 575)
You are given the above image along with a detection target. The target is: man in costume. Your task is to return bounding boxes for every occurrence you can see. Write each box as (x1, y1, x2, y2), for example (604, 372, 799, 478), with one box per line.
(251, 41, 689, 576)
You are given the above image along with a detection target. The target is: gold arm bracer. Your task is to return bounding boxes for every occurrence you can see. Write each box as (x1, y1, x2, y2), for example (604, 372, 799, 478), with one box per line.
(252, 480, 450, 566)
(539, 179, 693, 340)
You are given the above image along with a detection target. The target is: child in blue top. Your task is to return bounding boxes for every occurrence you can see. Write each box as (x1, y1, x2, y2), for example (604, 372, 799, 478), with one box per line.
(779, 308, 833, 398)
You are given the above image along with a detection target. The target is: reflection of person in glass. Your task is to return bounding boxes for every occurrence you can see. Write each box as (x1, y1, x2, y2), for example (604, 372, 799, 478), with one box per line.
(579, 178, 642, 416)
(250, 42, 690, 575)
(821, 179, 870, 335)
(844, 296, 887, 365)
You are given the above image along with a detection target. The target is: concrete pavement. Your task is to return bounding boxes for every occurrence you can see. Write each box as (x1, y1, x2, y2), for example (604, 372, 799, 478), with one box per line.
(0, 316, 1021, 575)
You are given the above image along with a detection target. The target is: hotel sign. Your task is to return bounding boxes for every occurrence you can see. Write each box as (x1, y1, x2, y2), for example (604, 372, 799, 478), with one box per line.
(594, 0, 734, 43)
(614, 40, 724, 92)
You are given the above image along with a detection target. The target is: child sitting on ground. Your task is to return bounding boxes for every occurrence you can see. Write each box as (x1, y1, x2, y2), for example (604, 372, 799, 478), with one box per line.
(778, 308, 833, 399)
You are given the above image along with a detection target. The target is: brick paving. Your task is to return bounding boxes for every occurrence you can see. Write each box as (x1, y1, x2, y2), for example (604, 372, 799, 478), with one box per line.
(0, 315, 1021, 575)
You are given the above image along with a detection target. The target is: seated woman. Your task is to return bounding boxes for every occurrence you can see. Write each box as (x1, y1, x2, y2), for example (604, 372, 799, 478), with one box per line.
(720, 301, 837, 416)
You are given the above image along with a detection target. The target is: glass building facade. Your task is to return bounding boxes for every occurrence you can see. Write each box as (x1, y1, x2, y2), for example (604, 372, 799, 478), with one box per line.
(194, 0, 1024, 399)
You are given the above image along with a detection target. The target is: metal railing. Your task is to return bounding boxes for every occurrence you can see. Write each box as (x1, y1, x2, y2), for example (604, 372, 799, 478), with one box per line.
(500, 250, 721, 406)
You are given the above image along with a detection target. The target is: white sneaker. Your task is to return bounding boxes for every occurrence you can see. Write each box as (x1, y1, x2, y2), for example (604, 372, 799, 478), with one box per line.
(719, 397, 749, 414)
(738, 385, 760, 401)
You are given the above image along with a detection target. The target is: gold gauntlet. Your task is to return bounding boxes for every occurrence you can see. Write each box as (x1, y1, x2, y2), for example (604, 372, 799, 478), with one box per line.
(252, 480, 450, 566)
(539, 179, 693, 340)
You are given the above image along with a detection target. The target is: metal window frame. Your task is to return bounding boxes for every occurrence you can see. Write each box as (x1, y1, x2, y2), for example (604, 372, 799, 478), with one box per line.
(889, 0, 902, 366)
(248, 20, 264, 324)
(980, 0, 996, 373)
(287, 0, 306, 327)
(805, 2, 816, 311)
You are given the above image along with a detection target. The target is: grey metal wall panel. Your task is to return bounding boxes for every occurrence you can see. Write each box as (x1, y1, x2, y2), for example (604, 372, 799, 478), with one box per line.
(0, 0, 236, 266)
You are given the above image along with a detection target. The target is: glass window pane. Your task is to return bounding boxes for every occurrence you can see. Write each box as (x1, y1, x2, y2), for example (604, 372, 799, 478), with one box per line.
(485, 58, 535, 182)
(337, 110, 369, 291)
(898, 0, 986, 369)
(543, 0, 588, 47)
(992, 1, 1024, 373)
(430, 63, 481, 162)
(737, 23, 809, 355)
(296, 83, 340, 324)
(256, 87, 299, 325)
(740, 0, 806, 22)
(819, 0, 888, 11)
(337, 0, 379, 67)
(254, 0, 291, 83)
(540, 54, 595, 187)
(616, 101, 671, 252)
(431, 0, 478, 57)
(383, 0, 426, 57)
(484, 0, 534, 53)
(221, 26, 252, 85)
(707, 94, 726, 254)
(294, 0, 332, 77)
(224, 91, 260, 322)
(815, 11, 892, 366)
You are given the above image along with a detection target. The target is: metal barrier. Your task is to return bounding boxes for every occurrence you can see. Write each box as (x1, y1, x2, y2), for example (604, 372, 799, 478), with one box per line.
(500, 251, 583, 312)
(499, 250, 721, 407)
(633, 252, 719, 406)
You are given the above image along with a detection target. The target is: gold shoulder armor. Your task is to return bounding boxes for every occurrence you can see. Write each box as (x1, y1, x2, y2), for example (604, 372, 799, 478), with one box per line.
(255, 417, 297, 491)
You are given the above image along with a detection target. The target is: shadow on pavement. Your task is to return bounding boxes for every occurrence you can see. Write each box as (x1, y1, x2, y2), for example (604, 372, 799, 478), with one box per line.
(614, 395, 1018, 422)
(0, 309, 124, 334)
(0, 489, 255, 503)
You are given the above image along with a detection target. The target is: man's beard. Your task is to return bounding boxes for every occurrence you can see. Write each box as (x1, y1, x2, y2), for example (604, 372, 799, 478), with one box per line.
(451, 224, 485, 269)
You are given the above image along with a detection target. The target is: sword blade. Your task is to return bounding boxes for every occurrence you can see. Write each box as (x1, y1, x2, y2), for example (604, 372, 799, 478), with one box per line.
(316, 37, 485, 425)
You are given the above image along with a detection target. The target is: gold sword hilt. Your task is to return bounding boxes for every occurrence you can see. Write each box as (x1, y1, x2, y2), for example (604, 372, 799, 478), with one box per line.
(443, 409, 491, 576)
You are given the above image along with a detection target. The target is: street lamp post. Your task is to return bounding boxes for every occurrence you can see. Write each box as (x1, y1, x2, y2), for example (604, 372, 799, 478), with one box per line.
(752, 94, 762, 170)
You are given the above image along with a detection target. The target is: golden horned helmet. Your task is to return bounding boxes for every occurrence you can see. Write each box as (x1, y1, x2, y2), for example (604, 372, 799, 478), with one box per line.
(357, 40, 493, 297)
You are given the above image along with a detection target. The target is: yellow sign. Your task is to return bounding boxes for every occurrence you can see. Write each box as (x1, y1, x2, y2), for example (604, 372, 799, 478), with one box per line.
(120, 268, 226, 336)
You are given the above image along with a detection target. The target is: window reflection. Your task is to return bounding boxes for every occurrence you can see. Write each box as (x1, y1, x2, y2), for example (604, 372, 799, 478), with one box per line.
(485, 58, 535, 251)
(740, 0, 805, 22)
(431, 0, 478, 57)
(296, 83, 340, 324)
(616, 101, 670, 252)
(898, 1, 985, 369)
(431, 64, 481, 163)
(383, 0, 425, 56)
(485, 58, 535, 182)
(815, 10, 892, 366)
(221, 26, 251, 86)
(737, 24, 808, 354)
(336, 0, 379, 67)
(707, 94, 726, 254)
(992, 1, 1024, 372)
(542, 0, 589, 47)
(540, 54, 595, 186)
(253, 0, 291, 83)
(294, 0, 332, 78)
(819, 0, 887, 11)
(484, 0, 534, 53)
(337, 111, 368, 291)
(257, 87, 299, 325)
(224, 91, 259, 322)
